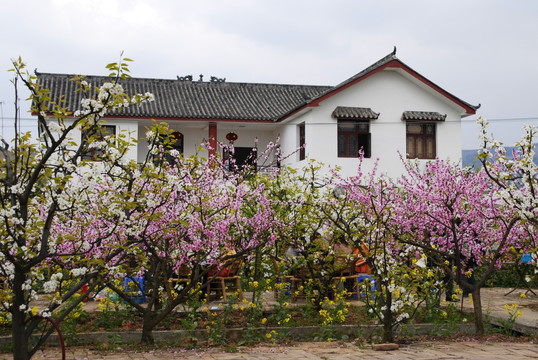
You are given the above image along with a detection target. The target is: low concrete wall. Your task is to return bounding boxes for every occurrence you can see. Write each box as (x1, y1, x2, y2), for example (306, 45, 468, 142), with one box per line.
(0, 323, 477, 348)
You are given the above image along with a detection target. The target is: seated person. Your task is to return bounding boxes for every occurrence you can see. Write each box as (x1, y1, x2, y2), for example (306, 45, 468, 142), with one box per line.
(208, 249, 236, 277)
(353, 244, 371, 274)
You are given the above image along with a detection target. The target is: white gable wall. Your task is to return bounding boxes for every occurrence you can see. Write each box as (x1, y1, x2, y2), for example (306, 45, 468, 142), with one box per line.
(281, 69, 463, 178)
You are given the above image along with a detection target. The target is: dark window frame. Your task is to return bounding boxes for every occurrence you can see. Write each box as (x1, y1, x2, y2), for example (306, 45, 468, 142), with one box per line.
(406, 123, 436, 159)
(298, 123, 305, 161)
(337, 120, 371, 158)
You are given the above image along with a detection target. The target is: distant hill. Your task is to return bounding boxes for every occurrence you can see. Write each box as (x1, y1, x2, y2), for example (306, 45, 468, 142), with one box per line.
(462, 149, 480, 167)
(462, 145, 538, 168)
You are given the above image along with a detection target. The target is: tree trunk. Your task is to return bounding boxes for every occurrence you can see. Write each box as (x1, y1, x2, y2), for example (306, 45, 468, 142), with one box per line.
(140, 313, 155, 345)
(12, 270, 29, 360)
(382, 292, 394, 343)
(472, 287, 484, 335)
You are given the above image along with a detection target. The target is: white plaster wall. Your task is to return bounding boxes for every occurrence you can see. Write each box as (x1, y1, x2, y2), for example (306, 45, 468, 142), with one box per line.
(277, 110, 314, 167)
(282, 69, 463, 179)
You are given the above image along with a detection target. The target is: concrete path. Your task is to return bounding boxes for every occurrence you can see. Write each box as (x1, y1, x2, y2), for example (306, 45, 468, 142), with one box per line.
(25, 340, 538, 359)
(460, 287, 538, 334)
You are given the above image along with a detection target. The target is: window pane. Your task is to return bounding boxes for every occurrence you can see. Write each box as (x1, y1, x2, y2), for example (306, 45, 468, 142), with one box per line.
(338, 120, 370, 158)
(407, 124, 422, 134)
(348, 135, 356, 156)
(338, 123, 356, 131)
(299, 123, 305, 160)
(357, 123, 369, 133)
(426, 138, 435, 158)
(416, 137, 424, 158)
(338, 134, 345, 157)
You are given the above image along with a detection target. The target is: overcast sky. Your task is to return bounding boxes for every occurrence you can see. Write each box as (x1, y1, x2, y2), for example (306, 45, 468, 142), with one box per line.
(1, 0, 537, 149)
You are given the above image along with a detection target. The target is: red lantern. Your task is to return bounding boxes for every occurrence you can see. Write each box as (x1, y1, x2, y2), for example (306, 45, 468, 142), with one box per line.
(226, 132, 238, 143)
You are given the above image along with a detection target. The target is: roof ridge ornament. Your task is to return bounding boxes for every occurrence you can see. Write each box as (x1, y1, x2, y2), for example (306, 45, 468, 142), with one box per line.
(177, 75, 193, 81)
(392, 46, 397, 56)
(210, 76, 226, 83)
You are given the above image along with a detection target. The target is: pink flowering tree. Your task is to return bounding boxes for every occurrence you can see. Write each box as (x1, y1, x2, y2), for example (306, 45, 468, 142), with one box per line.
(66, 128, 279, 344)
(395, 158, 528, 334)
(0, 56, 153, 359)
(329, 161, 441, 343)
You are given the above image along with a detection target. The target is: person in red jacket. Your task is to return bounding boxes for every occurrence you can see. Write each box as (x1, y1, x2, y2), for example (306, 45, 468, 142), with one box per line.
(353, 245, 371, 274)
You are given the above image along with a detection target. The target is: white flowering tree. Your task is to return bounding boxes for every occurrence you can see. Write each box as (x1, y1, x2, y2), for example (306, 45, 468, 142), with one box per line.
(477, 117, 538, 230)
(0, 56, 153, 359)
(330, 162, 440, 343)
(264, 161, 358, 310)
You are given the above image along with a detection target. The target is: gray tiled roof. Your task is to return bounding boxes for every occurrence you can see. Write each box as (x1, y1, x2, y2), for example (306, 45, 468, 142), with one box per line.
(36, 49, 479, 122)
(36, 73, 332, 122)
(402, 111, 447, 122)
(331, 106, 379, 120)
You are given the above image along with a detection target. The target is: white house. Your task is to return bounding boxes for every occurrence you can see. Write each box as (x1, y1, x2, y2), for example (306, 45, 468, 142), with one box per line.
(37, 49, 478, 178)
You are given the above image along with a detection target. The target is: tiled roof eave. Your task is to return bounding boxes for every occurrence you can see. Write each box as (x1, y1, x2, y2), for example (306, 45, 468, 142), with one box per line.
(402, 111, 447, 122)
(331, 106, 380, 120)
(99, 114, 277, 123)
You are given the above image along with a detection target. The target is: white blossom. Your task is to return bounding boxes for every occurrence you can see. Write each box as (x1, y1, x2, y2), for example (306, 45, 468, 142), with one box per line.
(71, 268, 88, 277)
(43, 280, 58, 293)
